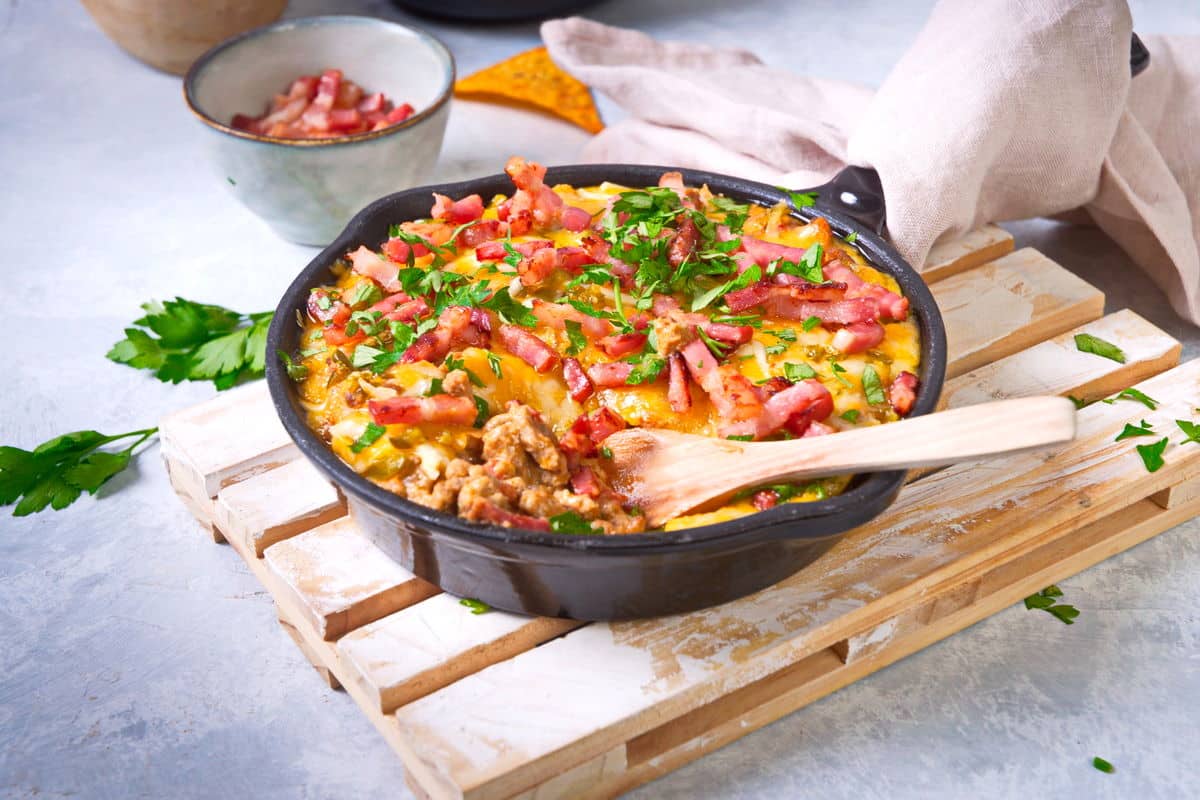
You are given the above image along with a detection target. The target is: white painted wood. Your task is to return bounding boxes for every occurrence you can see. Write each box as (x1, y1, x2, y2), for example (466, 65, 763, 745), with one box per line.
(920, 224, 1014, 282)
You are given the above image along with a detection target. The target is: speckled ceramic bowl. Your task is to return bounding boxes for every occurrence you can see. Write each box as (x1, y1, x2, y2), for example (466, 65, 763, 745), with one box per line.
(184, 15, 454, 245)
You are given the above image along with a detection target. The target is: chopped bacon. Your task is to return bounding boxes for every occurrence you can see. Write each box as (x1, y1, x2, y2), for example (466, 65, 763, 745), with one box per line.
(587, 361, 634, 387)
(531, 300, 613, 339)
(832, 321, 885, 354)
(386, 103, 415, 124)
(701, 322, 754, 347)
(760, 290, 878, 325)
(680, 339, 765, 438)
(762, 380, 834, 437)
(804, 421, 836, 437)
(667, 352, 692, 412)
(312, 69, 341, 111)
(401, 306, 488, 364)
(370, 292, 429, 322)
(307, 289, 351, 326)
(658, 171, 699, 208)
(231, 69, 414, 138)
(431, 193, 485, 224)
(824, 262, 909, 321)
(498, 324, 558, 372)
(504, 156, 564, 230)
(723, 284, 770, 312)
(752, 490, 779, 510)
(889, 371, 919, 417)
(468, 499, 551, 531)
(668, 216, 699, 266)
(581, 234, 635, 287)
(561, 206, 592, 232)
(368, 394, 476, 426)
(458, 218, 504, 247)
(739, 234, 809, 269)
(771, 275, 849, 297)
(357, 92, 385, 113)
(570, 466, 602, 498)
(753, 376, 792, 401)
(556, 246, 593, 273)
(598, 332, 647, 358)
(562, 357, 594, 402)
(397, 219, 455, 248)
(348, 245, 401, 292)
(322, 325, 364, 346)
(517, 247, 558, 288)
(328, 108, 363, 132)
(651, 295, 682, 316)
(383, 236, 429, 264)
(475, 239, 552, 261)
(560, 407, 627, 458)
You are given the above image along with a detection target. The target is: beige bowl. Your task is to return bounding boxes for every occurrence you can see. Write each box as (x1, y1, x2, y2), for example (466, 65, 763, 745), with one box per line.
(81, 0, 288, 75)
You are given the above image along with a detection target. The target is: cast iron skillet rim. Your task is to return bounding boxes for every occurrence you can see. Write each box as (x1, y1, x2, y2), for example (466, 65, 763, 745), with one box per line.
(266, 164, 947, 552)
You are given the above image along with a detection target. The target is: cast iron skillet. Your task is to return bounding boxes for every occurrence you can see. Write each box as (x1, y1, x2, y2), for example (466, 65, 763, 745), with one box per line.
(266, 164, 947, 620)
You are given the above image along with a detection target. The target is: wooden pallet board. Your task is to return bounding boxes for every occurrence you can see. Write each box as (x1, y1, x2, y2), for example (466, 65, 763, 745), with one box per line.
(159, 228, 1197, 800)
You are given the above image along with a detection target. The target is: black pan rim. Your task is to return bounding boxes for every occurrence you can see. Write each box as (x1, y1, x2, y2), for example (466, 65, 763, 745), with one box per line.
(265, 163, 948, 553)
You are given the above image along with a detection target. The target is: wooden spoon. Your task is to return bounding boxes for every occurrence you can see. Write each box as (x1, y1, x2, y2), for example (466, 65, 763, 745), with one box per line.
(604, 396, 1077, 528)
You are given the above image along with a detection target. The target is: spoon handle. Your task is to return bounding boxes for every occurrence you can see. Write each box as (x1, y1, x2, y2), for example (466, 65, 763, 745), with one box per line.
(741, 396, 1077, 486)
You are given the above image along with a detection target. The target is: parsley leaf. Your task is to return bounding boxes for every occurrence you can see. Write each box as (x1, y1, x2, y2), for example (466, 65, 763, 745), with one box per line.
(802, 315, 822, 332)
(626, 354, 667, 385)
(549, 510, 602, 535)
(1177, 419, 1200, 445)
(829, 361, 852, 387)
(1, 427, 157, 516)
(845, 231, 858, 244)
(445, 355, 485, 387)
(861, 365, 886, 405)
(778, 187, 818, 209)
(1074, 333, 1126, 363)
(767, 328, 797, 342)
(349, 282, 382, 309)
(485, 351, 503, 378)
(460, 597, 491, 614)
(1115, 420, 1155, 441)
(482, 291, 538, 327)
(564, 319, 587, 356)
(1102, 388, 1158, 410)
(1092, 757, 1115, 774)
(350, 422, 386, 453)
(1023, 585, 1078, 624)
(1136, 437, 1169, 472)
(472, 395, 490, 428)
(784, 362, 817, 382)
(276, 350, 309, 381)
(841, 409, 860, 422)
(107, 298, 272, 390)
(726, 434, 755, 441)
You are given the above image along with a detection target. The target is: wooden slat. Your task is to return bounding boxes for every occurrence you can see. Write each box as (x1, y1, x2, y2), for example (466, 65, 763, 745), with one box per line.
(338, 594, 580, 715)
(390, 360, 1200, 800)
(1152, 475, 1200, 509)
(933, 248, 1105, 377)
(158, 381, 296, 500)
(213, 458, 346, 557)
(264, 518, 439, 641)
(920, 224, 1014, 283)
(277, 611, 341, 690)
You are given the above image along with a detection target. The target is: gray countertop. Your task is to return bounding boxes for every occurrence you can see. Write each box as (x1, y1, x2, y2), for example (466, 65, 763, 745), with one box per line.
(2, 1, 1198, 798)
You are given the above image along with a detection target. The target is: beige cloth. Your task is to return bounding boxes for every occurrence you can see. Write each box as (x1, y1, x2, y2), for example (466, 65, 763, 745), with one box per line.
(542, 4, 1200, 325)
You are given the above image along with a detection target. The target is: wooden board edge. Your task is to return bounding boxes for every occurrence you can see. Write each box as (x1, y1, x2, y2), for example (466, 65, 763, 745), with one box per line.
(920, 225, 1015, 284)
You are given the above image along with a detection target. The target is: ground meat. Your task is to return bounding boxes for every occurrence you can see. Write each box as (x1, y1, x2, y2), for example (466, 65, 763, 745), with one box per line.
(442, 369, 473, 398)
(404, 457, 472, 511)
(481, 401, 568, 487)
(652, 315, 691, 356)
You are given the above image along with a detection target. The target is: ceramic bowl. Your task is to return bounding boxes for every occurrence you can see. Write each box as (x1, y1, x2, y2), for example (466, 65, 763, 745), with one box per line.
(184, 15, 454, 246)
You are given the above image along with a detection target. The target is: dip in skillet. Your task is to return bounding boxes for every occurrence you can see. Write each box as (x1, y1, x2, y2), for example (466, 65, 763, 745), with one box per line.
(285, 157, 920, 534)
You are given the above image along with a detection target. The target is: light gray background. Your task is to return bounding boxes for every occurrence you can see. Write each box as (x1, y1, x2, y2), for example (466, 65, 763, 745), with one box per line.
(2, 1, 1198, 798)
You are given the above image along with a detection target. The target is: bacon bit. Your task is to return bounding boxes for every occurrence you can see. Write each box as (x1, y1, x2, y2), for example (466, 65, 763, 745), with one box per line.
(667, 352, 692, 412)
(668, 216, 699, 266)
(368, 394, 477, 426)
(397, 219, 455, 248)
(556, 246, 593, 274)
(651, 294, 682, 316)
(889, 371, 919, 417)
(357, 92, 385, 113)
(504, 156, 564, 230)
(832, 320, 885, 354)
(763, 291, 878, 325)
(586, 361, 634, 387)
(598, 332, 648, 358)
(700, 322, 754, 347)
(570, 466, 602, 497)
(468, 498, 552, 531)
(383, 236, 430, 264)
(752, 489, 779, 510)
(804, 421, 836, 437)
(723, 283, 770, 312)
(562, 357, 594, 402)
(517, 247, 558, 288)
(402, 306, 488, 364)
(762, 380, 834, 437)
(680, 339, 765, 438)
(321, 325, 364, 346)
(587, 407, 627, 442)
(658, 171, 699, 208)
(369, 292, 431, 323)
(431, 193, 485, 224)
(232, 70, 414, 138)
(772, 274, 849, 296)
(307, 289, 351, 326)
(581, 234, 636, 287)
(458, 218, 504, 247)
(753, 376, 792, 401)
(531, 300, 613, 339)
(498, 324, 558, 372)
(386, 103, 414, 124)
(560, 407, 627, 458)
(475, 239, 552, 261)
(561, 206, 592, 232)
(824, 262, 909, 321)
(328, 108, 363, 132)
(348, 245, 402, 292)
(739, 234, 808, 269)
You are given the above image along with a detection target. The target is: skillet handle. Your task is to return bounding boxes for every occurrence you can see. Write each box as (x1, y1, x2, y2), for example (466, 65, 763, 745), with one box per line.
(801, 33, 1151, 239)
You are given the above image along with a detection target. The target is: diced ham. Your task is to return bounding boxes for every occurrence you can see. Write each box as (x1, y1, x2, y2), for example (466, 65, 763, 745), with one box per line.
(431, 193, 485, 224)
(458, 218, 504, 247)
(498, 324, 558, 372)
(475, 239, 552, 261)
(587, 361, 634, 387)
(311, 69, 341, 111)
(504, 156, 564, 230)
(370, 292, 429, 322)
(307, 289, 351, 326)
(517, 247, 558, 288)
(531, 300, 613, 339)
(357, 92, 385, 113)
(287, 75, 320, 102)
(555, 246, 593, 273)
(332, 78, 364, 109)
(832, 320, 885, 354)
(700, 322, 754, 347)
(680, 339, 765, 438)
(322, 325, 364, 346)
(658, 171, 699, 208)
(889, 371, 919, 417)
(468, 499, 551, 531)
(231, 70, 414, 138)
(386, 103, 414, 123)
(383, 236, 429, 264)
(667, 352, 692, 412)
(752, 490, 779, 510)
(761, 380, 834, 437)
(561, 206, 592, 232)
(560, 407, 627, 458)
(368, 394, 477, 426)
(824, 262, 909, 321)
(570, 466, 602, 498)
(348, 245, 401, 292)
(598, 332, 647, 358)
(401, 306, 488, 364)
(668, 216, 699, 266)
(562, 357, 594, 402)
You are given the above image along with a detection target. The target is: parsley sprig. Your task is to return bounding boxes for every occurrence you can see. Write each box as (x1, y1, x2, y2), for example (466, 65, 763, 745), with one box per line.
(108, 298, 272, 390)
(1024, 584, 1079, 624)
(1, 427, 157, 516)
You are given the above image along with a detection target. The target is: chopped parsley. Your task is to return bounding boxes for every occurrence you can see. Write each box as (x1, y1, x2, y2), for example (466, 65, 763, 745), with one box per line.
(626, 353, 667, 385)
(1114, 420, 1155, 441)
(1068, 395, 1088, 409)
(726, 434, 755, 441)
(802, 315, 822, 332)
(445, 355, 485, 387)
(0, 427, 158, 516)
(1136, 437, 1169, 472)
(767, 328, 797, 342)
(697, 327, 732, 359)
(277, 350, 309, 381)
(778, 187, 817, 209)
(1092, 757, 1115, 774)
(861, 365, 886, 405)
(600, 445, 613, 459)
(1102, 387, 1158, 410)
(349, 282, 383, 309)
(764, 342, 788, 356)
(352, 344, 386, 369)
(459, 598, 491, 614)
(350, 422, 386, 453)
(1024, 585, 1079, 624)
(840, 409, 860, 422)
(549, 511, 602, 535)
(472, 395, 490, 428)
(482, 291, 538, 327)
(1177, 419, 1200, 445)
(564, 319, 587, 356)
(845, 231, 858, 244)
(1074, 333, 1126, 364)
(485, 351, 503, 378)
(783, 362, 817, 382)
(829, 361, 852, 387)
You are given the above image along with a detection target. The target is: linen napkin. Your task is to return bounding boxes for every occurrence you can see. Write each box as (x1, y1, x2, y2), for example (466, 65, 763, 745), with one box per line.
(541, 2, 1200, 325)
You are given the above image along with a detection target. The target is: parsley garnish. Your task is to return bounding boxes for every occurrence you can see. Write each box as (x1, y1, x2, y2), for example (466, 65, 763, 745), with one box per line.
(783, 362, 817, 382)
(485, 351, 503, 378)
(600, 445, 613, 459)
(861, 365, 886, 405)
(845, 232, 858, 244)
(445, 355, 485, 387)
(1, 427, 158, 516)
(352, 344, 386, 369)
(350, 422, 386, 453)
(107, 298, 272, 390)
(726, 434, 755, 441)
(767, 328, 797, 342)
(349, 282, 383, 309)
(710, 196, 749, 233)
(690, 264, 761, 312)
(626, 354, 667, 385)
(549, 511, 602, 535)
(778, 188, 818, 209)
(1068, 395, 1088, 409)
(1136, 437, 1169, 472)
(482, 291, 538, 327)
(276, 350, 309, 381)
(1177, 419, 1200, 445)
(1024, 584, 1079, 624)
(1114, 420, 1155, 441)
(460, 597, 491, 614)
(1102, 388, 1158, 410)
(1092, 757, 1115, 774)
(802, 315, 822, 332)
(764, 342, 788, 356)
(1074, 333, 1126, 363)
(841, 409, 860, 422)
(472, 395, 490, 428)
(697, 327, 731, 359)
(564, 319, 587, 356)
(829, 361, 852, 387)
